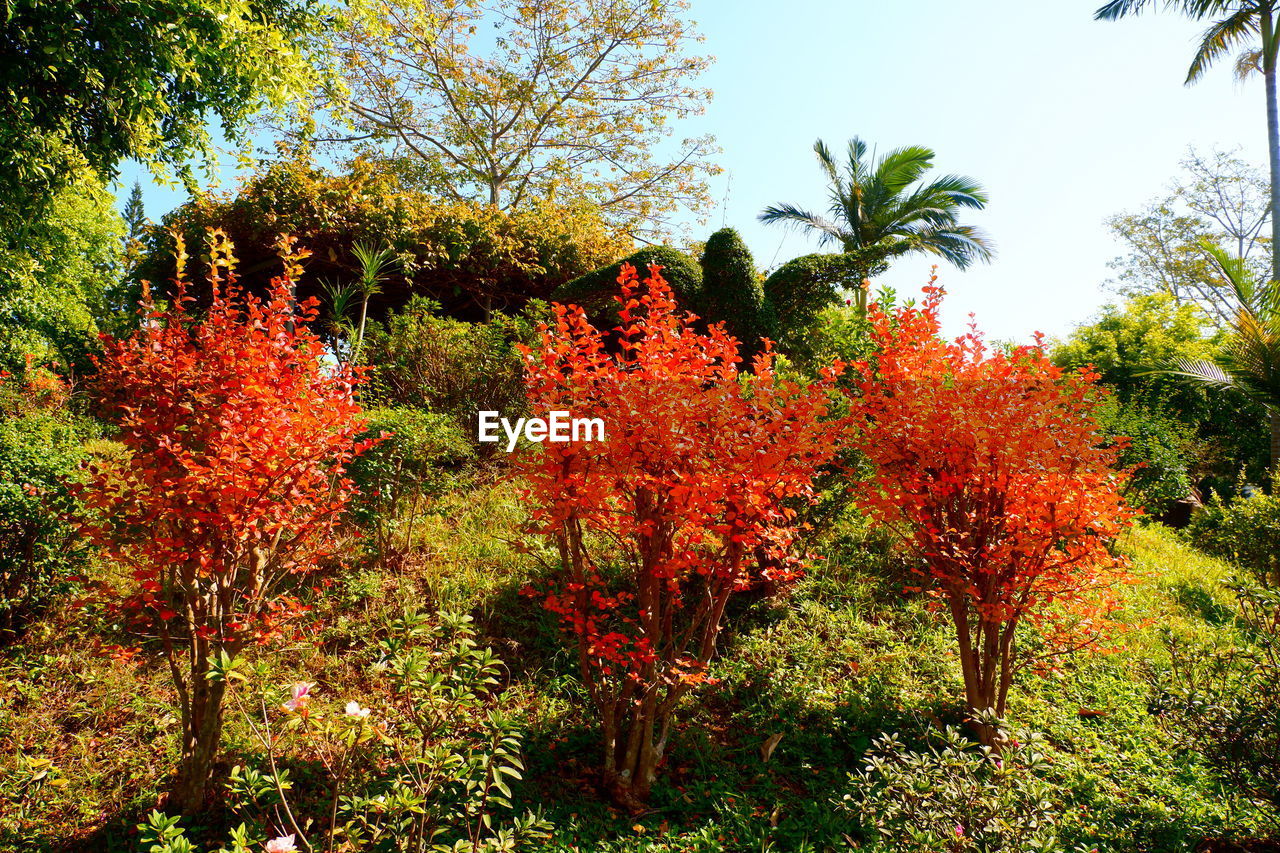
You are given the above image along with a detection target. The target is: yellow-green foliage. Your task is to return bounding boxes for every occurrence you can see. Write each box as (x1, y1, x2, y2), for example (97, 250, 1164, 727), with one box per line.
(143, 157, 632, 320)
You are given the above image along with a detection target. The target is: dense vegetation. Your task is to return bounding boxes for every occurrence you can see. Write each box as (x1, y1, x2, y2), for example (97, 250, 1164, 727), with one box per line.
(3, 1, 1280, 851)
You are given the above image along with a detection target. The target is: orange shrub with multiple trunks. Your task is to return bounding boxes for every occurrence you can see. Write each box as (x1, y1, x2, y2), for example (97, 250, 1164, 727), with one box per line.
(520, 262, 844, 806)
(79, 231, 373, 813)
(848, 281, 1135, 743)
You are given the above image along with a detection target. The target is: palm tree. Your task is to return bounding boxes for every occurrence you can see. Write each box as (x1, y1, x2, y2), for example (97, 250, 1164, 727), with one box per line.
(1096, 0, 1280, 284)
(320, 241, 398, 363)
(1166, 241, 1280, 469)
(759, 137, 994, 311)
(349, 241, 397, 361)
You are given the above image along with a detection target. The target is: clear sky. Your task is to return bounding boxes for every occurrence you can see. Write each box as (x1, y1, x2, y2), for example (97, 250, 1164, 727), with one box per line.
(115, 0, 1268, 343)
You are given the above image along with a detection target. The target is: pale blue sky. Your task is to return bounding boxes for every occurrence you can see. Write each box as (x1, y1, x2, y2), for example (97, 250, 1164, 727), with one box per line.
(115, 0, 1267, 342)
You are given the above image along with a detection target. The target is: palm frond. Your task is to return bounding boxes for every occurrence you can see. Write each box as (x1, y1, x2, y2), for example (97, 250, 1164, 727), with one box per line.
(1199, 238, 1280, 316)
(919, 174, 990, 209)
(758, 203, 848, 246)
(871, 146, 935, 197)
(1186, 6, 1260, 84)
(1235, 46, 1264, 80)
(813, 139, 842, 189)
(845, 137, 869, 185)
(1164, 356, 1237, 389)
(1094, 0, 1152, 21)
(907, 226, 996, 270)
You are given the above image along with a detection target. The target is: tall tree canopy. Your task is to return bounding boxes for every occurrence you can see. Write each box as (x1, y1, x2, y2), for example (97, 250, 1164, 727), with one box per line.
(0, 176, 129, 374)
(759, 137, 993, 311)
(1096, 0, 1280, 284)
(302, 0, 718, 241)
(0, 0, 327, 233)
(1109, 149, 1271, 328)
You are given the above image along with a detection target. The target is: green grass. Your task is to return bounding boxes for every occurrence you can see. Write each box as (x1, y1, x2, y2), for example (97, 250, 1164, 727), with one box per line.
(1, 486, 1277, 852)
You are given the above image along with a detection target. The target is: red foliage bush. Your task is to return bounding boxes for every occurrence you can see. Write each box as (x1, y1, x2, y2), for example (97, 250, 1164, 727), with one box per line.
(848, 281, 1135, 741)
(520, 262, 843, 806)
(79, 231, 372, 813)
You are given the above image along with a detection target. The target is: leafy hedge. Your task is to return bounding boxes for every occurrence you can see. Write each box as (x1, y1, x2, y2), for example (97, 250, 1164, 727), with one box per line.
(1188, 492, 1280, 584)
(141, 157, 630, 322)
(552, 245, 703, 313)
(762, 252, 864, 336)
(698, 227, 771, 353)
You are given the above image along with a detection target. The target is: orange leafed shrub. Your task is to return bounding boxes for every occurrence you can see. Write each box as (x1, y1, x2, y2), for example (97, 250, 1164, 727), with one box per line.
(520, 262, 844, 806)
(78, 231, 373, 813)
(849, 281, 1134, 739)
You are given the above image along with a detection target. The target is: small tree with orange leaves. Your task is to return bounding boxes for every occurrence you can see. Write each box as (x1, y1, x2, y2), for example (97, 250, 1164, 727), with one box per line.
(520, 263, 843, 807)
(80, 232, 372, 814)
(849, 282, 1133, 742)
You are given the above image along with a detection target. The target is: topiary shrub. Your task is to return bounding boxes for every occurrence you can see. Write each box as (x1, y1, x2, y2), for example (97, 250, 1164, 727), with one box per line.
(697, 227, 770, 353)
(1188, 492, 1280, 585)
(762, 252, 864, 354)
(552, 245, 702, 314)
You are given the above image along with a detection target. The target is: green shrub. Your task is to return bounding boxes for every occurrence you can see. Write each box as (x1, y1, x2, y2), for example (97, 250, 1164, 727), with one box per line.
(552, 245, 702, 314)
(1096, 400, 1195, 516)
(775, 301, 877, 379)
(842, 714, 1074, 852)
(761, 253, 863, 358)
(696, 228, 770, 352)
(137, 611, 552, 852)
(0, 370, 91, 639)
(1187, 493, 1280, 584)
(1159, 577, 1280, 812)
(347, 407, 474, 561)
(363, 297, 534, 453)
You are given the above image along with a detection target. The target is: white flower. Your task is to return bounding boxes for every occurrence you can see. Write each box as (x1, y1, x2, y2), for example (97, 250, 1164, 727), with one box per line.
(264, 834, 297, 853)
(344, 700, 370, 718)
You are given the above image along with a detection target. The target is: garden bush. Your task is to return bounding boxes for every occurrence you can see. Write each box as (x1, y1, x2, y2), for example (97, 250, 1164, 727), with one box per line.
(1096, 399, 1196, 517)
(136, 611, 551, 853)
(1160, 577, 1280, 812)
(842, 715, 1071, 852)
(761, 252, 864, 359)
(522, 261, 844, 806)
(696, 227, 770, 352)
(347, 407, 475, 563)
(848, 284, 1133, 740)
(1187, 492, 1280, 584)
(552, 245, 703, 315)
(79, 232, 371, 814)
(0, 365, 91, 639)
(363, 297, 535, 452)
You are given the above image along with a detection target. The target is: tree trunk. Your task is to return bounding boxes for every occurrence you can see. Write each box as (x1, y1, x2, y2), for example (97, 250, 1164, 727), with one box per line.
(1270, 408, 1280, 476)
(1263, 9, 1280, 285)
(169, 676, 227, 815)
